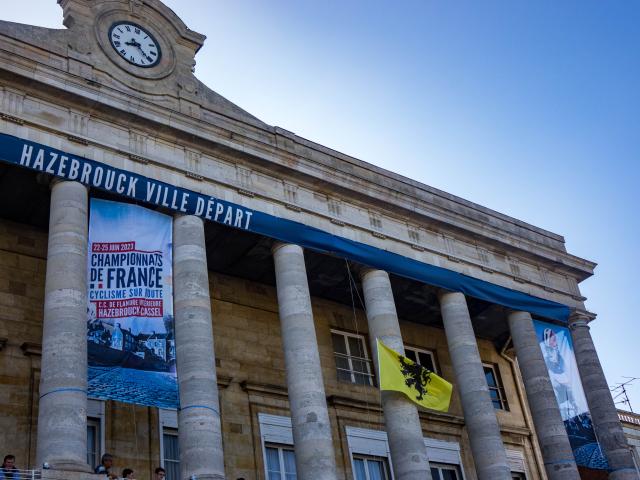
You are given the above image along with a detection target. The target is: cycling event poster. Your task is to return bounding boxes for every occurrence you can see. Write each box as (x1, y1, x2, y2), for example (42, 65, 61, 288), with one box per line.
(87, 198, 177, 408)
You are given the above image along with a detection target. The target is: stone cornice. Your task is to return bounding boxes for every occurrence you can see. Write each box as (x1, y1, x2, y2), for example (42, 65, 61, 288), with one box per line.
(0, 30, 596, 288)
(0, 114, 589, 307)
(240, 380, 288, 399)
(20, 342, 42, 356)
(569, 308, 596, 327)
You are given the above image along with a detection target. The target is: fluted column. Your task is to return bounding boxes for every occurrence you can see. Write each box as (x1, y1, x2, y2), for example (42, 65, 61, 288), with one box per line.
(173, 215, 224, 480)
(36, 180, 90, 471)
(570, 312, 639, 480)
(438, 290, 511, 480)
(361, 269, 432, 480)
(272, 243, 338, 480)
(507, 310, 580, 479)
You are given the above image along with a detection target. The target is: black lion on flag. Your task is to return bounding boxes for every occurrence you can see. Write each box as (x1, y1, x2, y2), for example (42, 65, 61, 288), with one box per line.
(399, 357, 433, 401)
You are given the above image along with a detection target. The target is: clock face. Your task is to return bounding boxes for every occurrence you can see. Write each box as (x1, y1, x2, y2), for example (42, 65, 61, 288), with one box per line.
(108, 22, 161, 68)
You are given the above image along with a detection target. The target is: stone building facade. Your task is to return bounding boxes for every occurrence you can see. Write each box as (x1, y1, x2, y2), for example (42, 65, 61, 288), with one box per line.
(0, 1, 636, 480)
(619, 411, 640, 473)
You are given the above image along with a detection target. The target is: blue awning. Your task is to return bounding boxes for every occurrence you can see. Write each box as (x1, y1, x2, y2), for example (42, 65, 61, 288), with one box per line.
(0, 133, 571, 322)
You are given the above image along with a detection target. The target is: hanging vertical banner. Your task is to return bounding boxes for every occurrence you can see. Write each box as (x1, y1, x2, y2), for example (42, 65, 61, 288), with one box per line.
(87, 198, 177, 408)
(533, 320, 608, 470)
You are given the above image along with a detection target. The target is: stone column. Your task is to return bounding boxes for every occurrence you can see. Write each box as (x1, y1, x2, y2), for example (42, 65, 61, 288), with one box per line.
(438, 291, 511, 480)
(36, 180, 90, 471)
(569, 312, 639, 480)
(272, 243, 338, 480)
(507, 310, 580, 479)
(361, 269, 432, 480)
(173, 215, 224, 480)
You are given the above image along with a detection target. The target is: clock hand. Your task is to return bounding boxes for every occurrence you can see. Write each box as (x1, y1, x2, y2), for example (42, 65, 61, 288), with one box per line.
(133, 44, 153, 61)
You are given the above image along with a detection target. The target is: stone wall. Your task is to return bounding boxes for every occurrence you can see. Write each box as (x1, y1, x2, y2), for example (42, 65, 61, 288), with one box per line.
(0, 217, 540, 479)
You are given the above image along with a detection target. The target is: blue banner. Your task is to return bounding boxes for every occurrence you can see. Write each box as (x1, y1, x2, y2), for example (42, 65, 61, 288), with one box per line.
(87, 199, 177, 408)
(0, 132, 571, 322)
(533, 320, 608, 470)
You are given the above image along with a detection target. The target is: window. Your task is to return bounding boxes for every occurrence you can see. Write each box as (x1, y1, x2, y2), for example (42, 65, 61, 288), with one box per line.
(404, 346, 437, 373)
(484, 363, 509, 411)
(352, 455, 391, 480)
(506, 449, 528, 479)
(87, 417, 101, 468)
(430, 463, 462, 480)
(265, 444, 297, 480)
(162, 428, 180, 480)
(346, 427, 466, 480)
(86, 399, 105, 469)
(258, 414, 296, 480)
(331, 330, 374, 385)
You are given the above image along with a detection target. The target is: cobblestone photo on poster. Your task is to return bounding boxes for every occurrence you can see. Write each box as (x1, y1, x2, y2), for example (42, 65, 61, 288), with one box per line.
(87, 198, 177, 408)
(533, 320, 608, 470)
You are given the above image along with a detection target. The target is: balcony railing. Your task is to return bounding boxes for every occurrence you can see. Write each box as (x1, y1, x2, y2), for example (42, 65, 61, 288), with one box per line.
(0, 470, 41, 480)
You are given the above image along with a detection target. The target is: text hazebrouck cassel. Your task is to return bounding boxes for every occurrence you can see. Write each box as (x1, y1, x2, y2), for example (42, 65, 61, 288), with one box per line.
(89, 241, 163, 319)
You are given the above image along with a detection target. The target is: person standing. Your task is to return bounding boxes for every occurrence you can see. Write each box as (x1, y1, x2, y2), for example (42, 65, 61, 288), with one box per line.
(153, 467, 166, 480)
(94, 453, 118, 479)
(0, 455, 18, 479)
(121, 468, 135, 479)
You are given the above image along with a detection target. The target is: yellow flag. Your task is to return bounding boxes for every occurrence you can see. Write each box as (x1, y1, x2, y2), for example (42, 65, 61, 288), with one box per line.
(377, 339, 453, 412)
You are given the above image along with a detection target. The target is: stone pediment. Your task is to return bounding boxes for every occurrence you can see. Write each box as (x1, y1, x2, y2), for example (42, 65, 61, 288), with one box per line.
(0, 0, 266, 127)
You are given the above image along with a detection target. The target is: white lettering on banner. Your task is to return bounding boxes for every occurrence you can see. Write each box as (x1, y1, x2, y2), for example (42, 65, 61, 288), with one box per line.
(145, 182, 156, 202)
(20, 144, 32, 165)
(214, 202, 224, 221)
(205, 199, 215, 219)
(80, 162, 91, 183)
(92, 166, 103, 186)
(116, 173, 127, 193)
(46, 152, 57, 174)
(57, 156, 68, 176)
(180, 192, 189, 212)
(33, 149, 44, 169)
(234, 209, 243, 228)
(17, 142, 254, 231)
(127, 177, 137, 196)
(195, 196, 205, 216)
(68, 158, 80, 180)
(104, 170, 115, 190)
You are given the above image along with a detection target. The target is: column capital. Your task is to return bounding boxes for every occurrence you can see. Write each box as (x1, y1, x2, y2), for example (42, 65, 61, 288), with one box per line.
(49, 177, 88, 191)
(271, 241, 301, 255)
(173, 212, 203, 222)
(358, 266, 387, 281)
(506, 309, 533, 321)
(436, 287, 460, 302)
(569, 309, 596, 329)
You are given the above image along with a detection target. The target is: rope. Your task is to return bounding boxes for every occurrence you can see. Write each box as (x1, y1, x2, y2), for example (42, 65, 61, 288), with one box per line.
(344, 260, 383, 431)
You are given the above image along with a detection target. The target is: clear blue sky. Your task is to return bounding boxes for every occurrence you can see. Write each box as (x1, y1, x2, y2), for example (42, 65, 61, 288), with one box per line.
(6, 1, 640, 408)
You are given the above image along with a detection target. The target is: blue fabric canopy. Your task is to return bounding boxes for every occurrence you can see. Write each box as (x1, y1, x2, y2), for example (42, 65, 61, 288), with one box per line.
(0, 133, 571, 322)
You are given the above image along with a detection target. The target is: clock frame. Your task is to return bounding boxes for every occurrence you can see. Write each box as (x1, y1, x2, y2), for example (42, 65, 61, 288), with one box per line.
(108, 21, 162, 68)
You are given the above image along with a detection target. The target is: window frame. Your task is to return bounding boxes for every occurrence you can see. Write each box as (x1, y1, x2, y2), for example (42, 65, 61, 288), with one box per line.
(483, 363, 509, 411)
(352, 454, 392, 480)
(258, 414, 296, 480)
(86, 416, 101, 469)
(403, 345, 438, 374)
(264, 443, 297, 480)
(161, 427, 180, 480)
(430, 462, 463, 480)
(86, 399, 105, 469)
(159, 408, 179, 480)
(330, 329, 374, 386)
